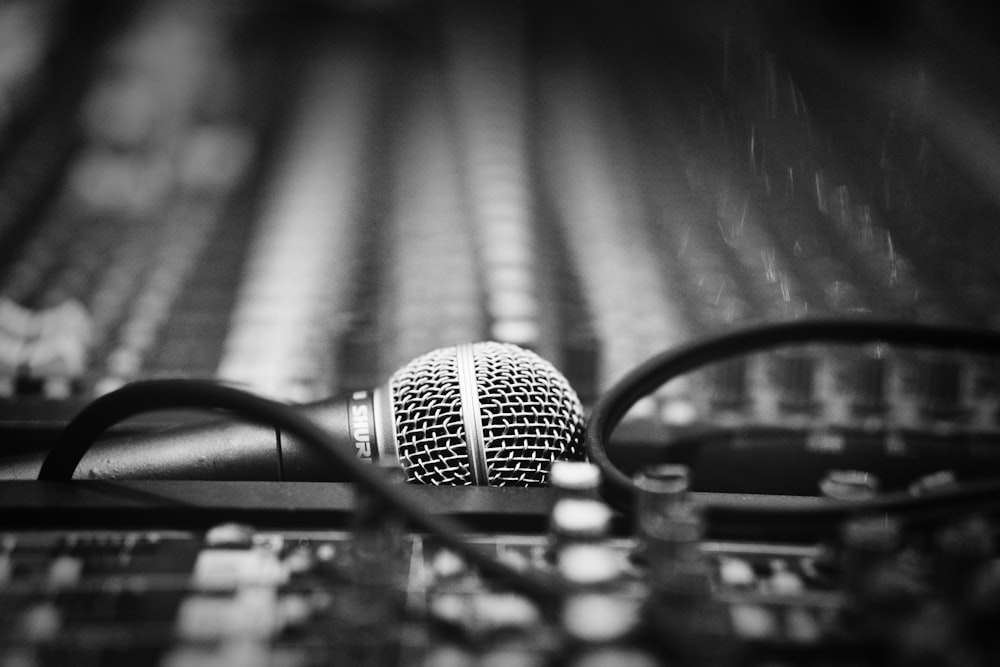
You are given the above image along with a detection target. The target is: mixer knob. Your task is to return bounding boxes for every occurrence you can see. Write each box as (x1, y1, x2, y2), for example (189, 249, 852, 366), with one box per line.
(557, 543, 625, 589)
(548, 460, 602, 502)
(557, 543, 640, 646)
(549, 498, 613, 557)
(204, 523, 255, 549)
(632, 465, 701, 579)
(820, 470, 880, 501)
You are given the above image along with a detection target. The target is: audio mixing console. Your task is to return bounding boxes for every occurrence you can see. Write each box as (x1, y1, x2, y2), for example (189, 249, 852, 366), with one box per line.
(1, 474, 999, 666)
(3, 1, 1000, 665)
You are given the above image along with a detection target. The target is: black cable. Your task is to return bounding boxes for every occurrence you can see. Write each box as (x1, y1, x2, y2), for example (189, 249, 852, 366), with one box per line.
(701, 477, 1000, 541)
(38, 379, 565, 603)
(585, 318, 1000, 521)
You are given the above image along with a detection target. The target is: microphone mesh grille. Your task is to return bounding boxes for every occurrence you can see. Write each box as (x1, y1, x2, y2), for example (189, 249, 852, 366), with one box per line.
(390, 346, 471, 484)
(390, 342, 586, 486)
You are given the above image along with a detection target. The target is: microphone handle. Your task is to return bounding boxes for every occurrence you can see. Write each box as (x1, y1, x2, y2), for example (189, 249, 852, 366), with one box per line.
(0, 396, 372, 481)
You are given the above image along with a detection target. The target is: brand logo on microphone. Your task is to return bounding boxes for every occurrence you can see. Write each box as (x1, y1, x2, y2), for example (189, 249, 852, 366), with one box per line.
(349, 390, 378, 462)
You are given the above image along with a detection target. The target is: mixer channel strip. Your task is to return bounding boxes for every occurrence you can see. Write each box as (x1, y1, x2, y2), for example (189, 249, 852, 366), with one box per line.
(538, 42, 695, 425)
(445, 4, 546, 353)
(373, 65, 488, 382)
(216, 39, 379, 402)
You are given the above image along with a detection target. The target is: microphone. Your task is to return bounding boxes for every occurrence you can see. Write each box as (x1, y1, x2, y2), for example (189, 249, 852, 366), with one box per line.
(0, 342, 587, 484)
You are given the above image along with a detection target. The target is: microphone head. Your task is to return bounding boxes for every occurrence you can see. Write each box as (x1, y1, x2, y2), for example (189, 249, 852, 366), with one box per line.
(388, 342, 586, 486)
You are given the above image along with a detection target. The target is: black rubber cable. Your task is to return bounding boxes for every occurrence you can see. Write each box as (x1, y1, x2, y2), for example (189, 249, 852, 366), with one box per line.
(38, 379, 565, 602)
(585, 318, 1000, 529)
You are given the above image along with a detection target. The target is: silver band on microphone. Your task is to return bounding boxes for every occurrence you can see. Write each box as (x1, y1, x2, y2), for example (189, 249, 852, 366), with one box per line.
(373, 383, 401, 470)
(456, 342, 489, 485)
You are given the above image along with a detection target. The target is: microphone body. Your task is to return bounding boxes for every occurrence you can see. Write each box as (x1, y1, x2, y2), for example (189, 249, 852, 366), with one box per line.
(0, 342, 586, 484)
(0, 392, 377, 481)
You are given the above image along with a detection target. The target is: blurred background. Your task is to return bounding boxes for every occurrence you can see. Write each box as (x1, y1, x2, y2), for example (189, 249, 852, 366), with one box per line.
(3, 0, 1000, 476)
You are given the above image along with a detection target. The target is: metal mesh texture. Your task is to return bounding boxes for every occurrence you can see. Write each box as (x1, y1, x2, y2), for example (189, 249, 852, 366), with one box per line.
(389, 345, 470, 484)
(389, 342, 586, 485)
